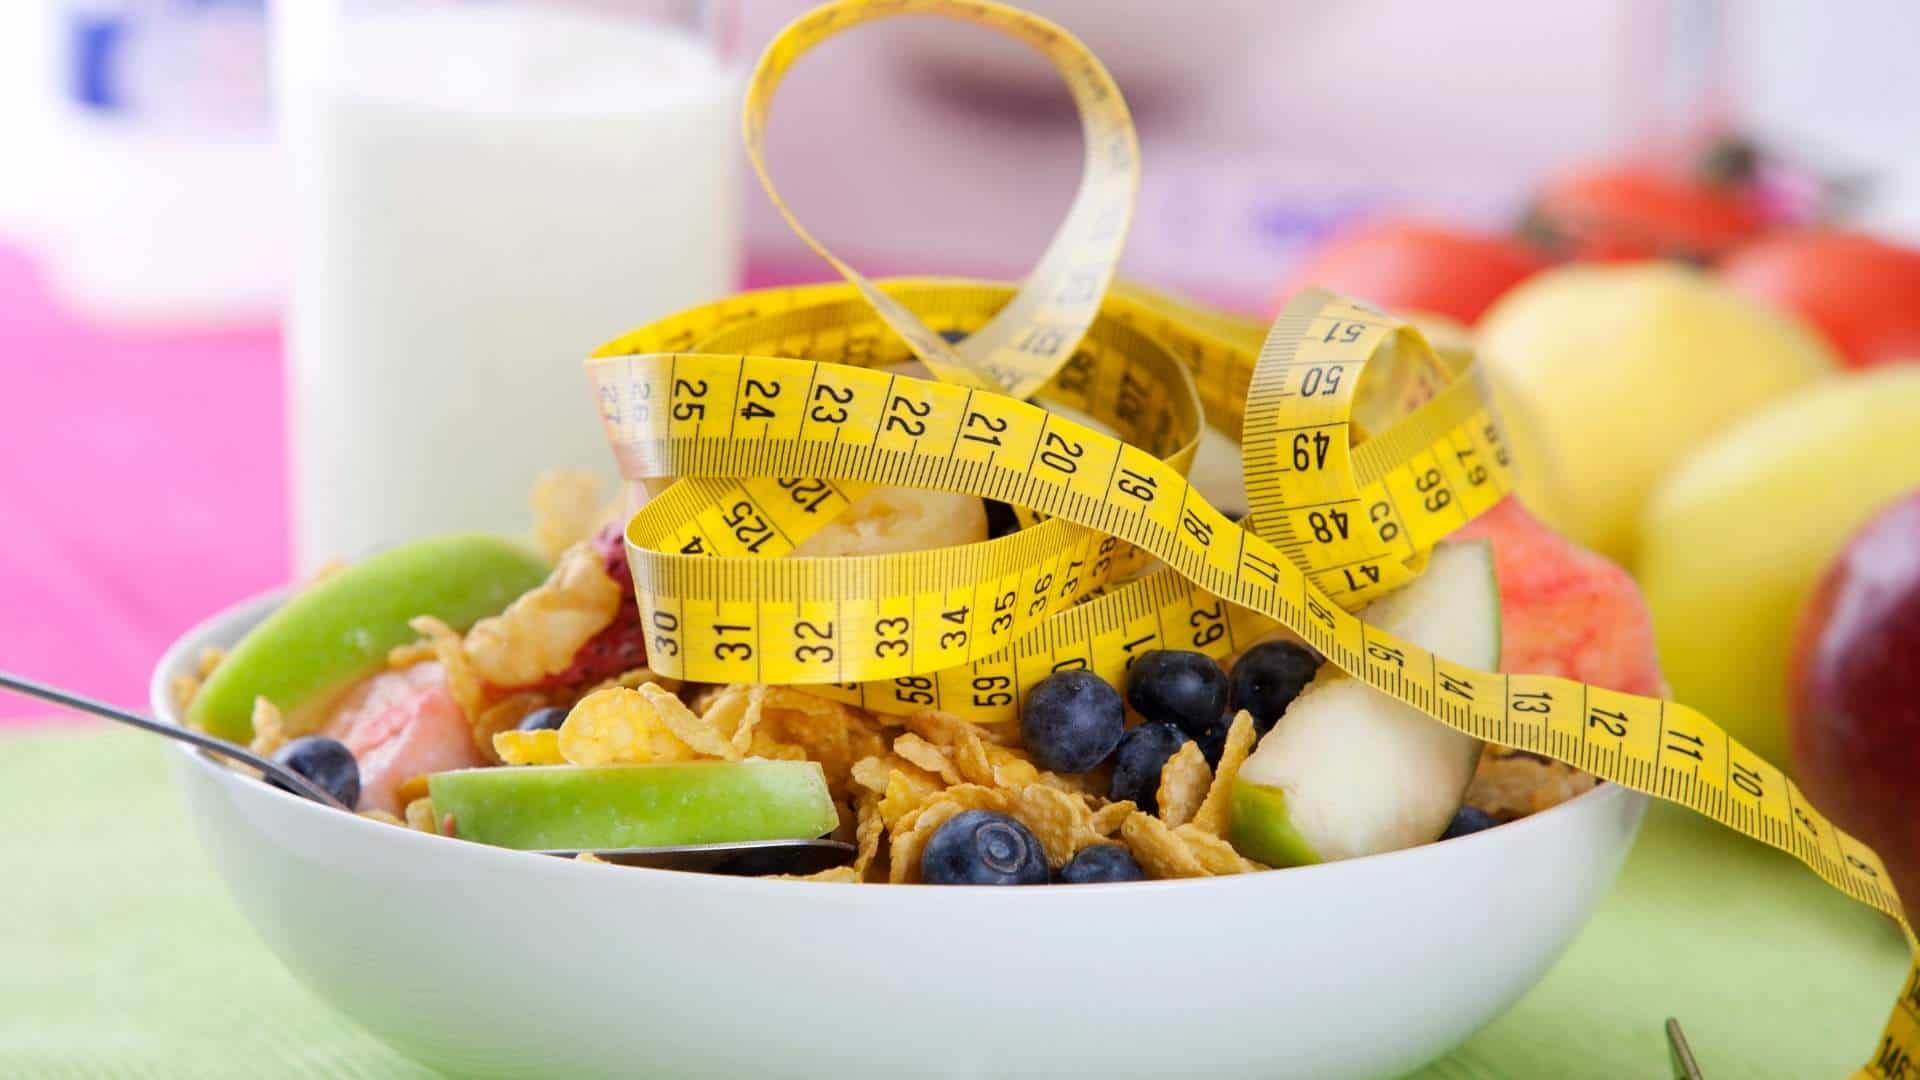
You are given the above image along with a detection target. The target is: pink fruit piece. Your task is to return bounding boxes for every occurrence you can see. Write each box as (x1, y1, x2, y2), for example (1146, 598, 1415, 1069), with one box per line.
(590, 520, 634, 593)
(1455, 497, 1666, 696)
(324, 662, 484, 815)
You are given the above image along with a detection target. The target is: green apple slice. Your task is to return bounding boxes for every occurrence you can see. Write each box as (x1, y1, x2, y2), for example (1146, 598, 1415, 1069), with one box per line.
(427, 762, 839, 850)
(187, 534, 549, 741)
(1230, 541, 1500, 866)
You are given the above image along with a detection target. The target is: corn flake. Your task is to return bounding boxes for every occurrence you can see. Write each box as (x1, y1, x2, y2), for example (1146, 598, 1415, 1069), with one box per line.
(1091, 799, 1135, 836)
(409, 616, 485, 725)
(1156, 741, 1211, 828)
(404, 797, 437, 834)
(1191, 711, 1256, 837)
(194, 646, 226, 679)
(894, 733, 960, 785)
(493, 728, 566, 765)
(850, 755, 893, 797)
(747, 732, 809, 763)
(875, 760, 948, 826)
(1176, 823, 1262, 875)
(845, 710, 889, 766)
(854, 791, 885, 876)
(640, 682, 737, 760)
(386, 640, 436, 669)
(1120, 811, 1206, 879)
(394, 774, 430, 808)
(169, 672, 201, 713)
(463, 544, 621, 688)
(557, 686, 695, 766)
(247, 696, 290, 756)
(704, 684, 768, 756)
(903, 708, 1009, 748)
(1008, 783, 1100, 865)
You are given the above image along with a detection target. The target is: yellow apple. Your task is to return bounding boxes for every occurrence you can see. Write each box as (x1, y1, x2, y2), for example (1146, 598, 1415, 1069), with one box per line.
(1477, 263, 1836, 563)
(1638, 367, 1920, 769)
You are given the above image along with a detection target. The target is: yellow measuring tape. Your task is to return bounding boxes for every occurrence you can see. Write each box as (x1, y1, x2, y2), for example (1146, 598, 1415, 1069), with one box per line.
(584, 2, 1920, 1074)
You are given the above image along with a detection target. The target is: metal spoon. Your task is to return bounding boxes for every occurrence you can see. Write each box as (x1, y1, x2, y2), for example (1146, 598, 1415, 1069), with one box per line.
(539, 839, 855, 876)
(0, 670, 350, 810)
(0, 671, 855, 876)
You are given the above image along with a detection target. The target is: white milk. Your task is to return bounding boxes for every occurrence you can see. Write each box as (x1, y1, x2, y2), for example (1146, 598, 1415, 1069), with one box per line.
(283, 5, 738, 571)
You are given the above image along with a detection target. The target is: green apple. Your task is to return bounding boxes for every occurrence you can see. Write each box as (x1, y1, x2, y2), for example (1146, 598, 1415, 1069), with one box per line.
(1478, 263, 1835, 563)
(1230, 541, 1500, 866)
(428, 761, 839, 850)
(1639, 367, 1920, 769)
(188, 534, 549, 741)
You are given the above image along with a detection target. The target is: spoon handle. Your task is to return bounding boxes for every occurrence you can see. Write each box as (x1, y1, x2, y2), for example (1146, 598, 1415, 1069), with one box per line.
(0, 671, 350, 811)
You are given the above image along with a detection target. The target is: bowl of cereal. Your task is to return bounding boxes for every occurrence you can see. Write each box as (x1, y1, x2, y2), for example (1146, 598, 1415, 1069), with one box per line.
(156, 489, 1650, 1079)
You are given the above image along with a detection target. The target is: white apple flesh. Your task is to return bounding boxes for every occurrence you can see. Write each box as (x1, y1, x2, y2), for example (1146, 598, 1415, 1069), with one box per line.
(1231, 542, 1501, 865)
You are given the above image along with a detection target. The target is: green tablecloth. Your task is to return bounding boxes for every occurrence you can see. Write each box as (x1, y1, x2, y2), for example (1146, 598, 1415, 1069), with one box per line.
(2, 728, 1908, 1078)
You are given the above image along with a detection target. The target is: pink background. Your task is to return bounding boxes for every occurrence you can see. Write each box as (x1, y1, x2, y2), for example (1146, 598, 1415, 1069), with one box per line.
(0, 243, 284, 720)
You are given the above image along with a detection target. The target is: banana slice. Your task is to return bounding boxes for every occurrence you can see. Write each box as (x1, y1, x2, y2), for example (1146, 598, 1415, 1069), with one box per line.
(790, 486, 987, 557)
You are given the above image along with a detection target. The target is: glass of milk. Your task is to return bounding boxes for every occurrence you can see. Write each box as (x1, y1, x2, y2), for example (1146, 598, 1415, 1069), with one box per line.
(273, 0, 740, 572)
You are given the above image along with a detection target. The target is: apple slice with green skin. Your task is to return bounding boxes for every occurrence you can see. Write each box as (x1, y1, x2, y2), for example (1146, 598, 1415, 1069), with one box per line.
(187, 534, 549, 742)
(428, 761, 839, 850)
(1230, 541, 1500, 866)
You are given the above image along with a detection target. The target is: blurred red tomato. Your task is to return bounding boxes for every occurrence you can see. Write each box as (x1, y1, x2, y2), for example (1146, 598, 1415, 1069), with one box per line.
(1721, 229, 1920, 370)
(1275, 218, 1548, 325)
(1526, 166, 1767, 263)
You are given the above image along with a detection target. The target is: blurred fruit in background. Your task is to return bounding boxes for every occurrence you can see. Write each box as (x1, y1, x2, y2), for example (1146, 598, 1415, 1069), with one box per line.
(1721, 229, 1920, 370)
(1522, 139, 1773, 263)
(1789, 492, 1920, 914)
(1639, 367, 1920, 769)
(1476, 261, 1835, 564)
(1272, 218, 1549, 324)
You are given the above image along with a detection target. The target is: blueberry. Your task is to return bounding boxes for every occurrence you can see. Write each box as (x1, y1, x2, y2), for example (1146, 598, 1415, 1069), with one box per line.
(1126, 650, 1229, 738)
(1192, 713, 1231, 767)
(983, 499, 1023, 539)
(272, 736, 361, 808)
(1021, 670, 1125, 773)
(1439, 806, 1499, 841)
(921, 810, 1049, 885)
(1108, 721, 1190, 814)
(1057, 844, 1146, 884)
(1228, 641, 1322, 735)
(517, 706, 568, 731)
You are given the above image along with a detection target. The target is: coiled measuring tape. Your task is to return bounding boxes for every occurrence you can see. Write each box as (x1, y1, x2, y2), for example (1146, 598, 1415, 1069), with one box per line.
(584, 2, 1920, 1074)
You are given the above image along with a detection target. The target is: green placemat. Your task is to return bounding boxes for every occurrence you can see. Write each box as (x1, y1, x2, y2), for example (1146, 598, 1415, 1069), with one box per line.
(1, 728, 1908, 1078)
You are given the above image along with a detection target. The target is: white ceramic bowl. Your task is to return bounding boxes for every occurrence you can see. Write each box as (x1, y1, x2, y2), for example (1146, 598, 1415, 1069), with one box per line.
(155, 589, 1645, 1079)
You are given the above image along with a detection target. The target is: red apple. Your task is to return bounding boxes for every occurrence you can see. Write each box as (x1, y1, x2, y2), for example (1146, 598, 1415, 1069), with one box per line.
(1721, 229, 1920, 370)
(1526, 164, 1767, 263)
(1274, 217, 1549, 325)
(1789, 491, 1920, 915)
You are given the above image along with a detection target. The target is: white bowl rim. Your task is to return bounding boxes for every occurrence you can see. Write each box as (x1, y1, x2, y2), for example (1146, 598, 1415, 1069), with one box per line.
(153, 582, 1645, 899)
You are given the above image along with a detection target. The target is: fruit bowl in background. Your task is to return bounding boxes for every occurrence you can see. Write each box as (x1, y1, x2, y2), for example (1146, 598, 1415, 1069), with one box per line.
(155, 588, 1646, 1079)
